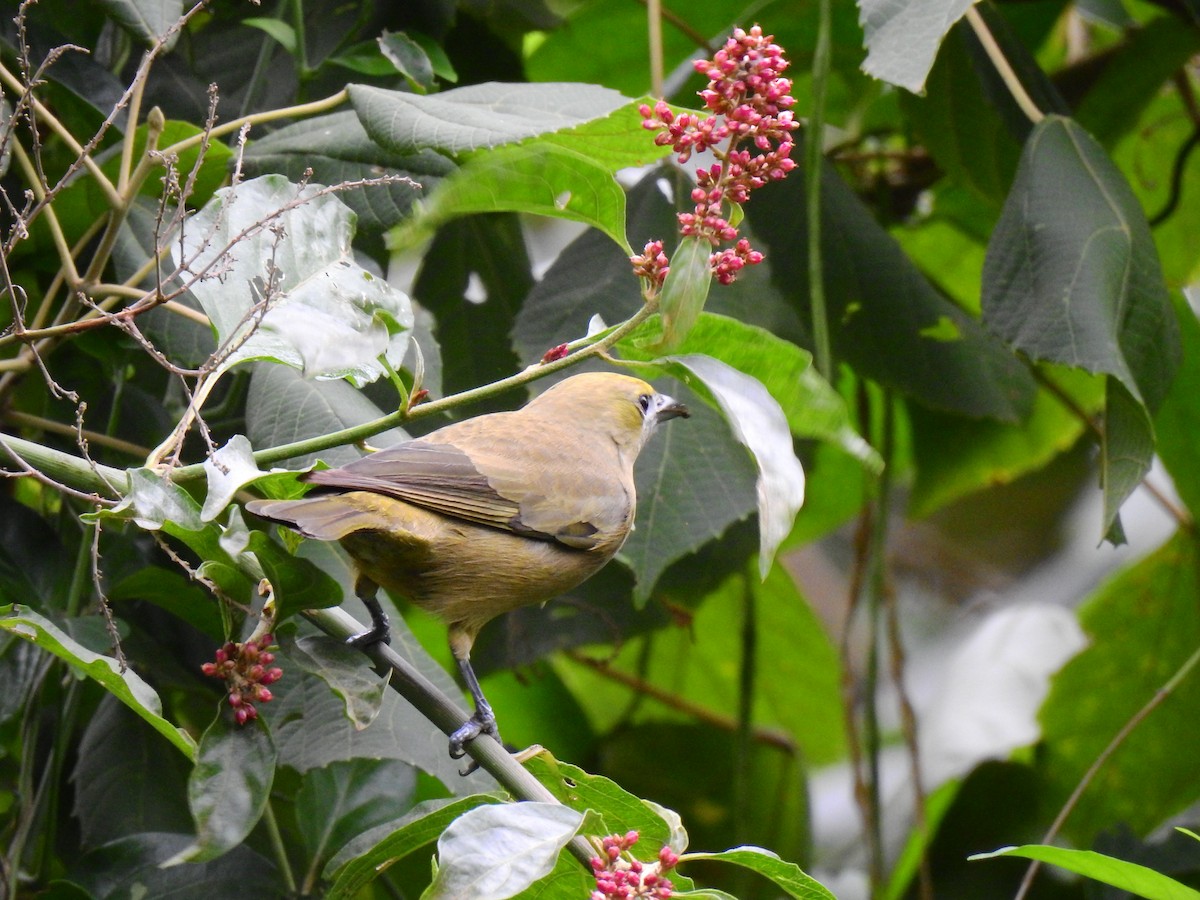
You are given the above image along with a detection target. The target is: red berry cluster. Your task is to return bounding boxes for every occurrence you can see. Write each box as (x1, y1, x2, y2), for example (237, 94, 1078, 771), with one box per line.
(636, 25, 797, 286)
(200, 634, 283, 725)
(590, 831, 680, 900)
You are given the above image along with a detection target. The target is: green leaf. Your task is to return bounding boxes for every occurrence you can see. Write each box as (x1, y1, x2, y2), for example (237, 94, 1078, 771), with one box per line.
(654, 354, 805, 579)
(0, 604, 196, 759)
(283, 633, 387, 729)
(325, 796, 498, 898)
(378, 30, 435, 91)
(243, 16, 297, 53)
(97, 0, 183, 49)
(412, 215, 530, 411)
(242, 111, 454, 233)
(1074, 17, 1200, 150)
(72, 834, 280, 897)
(900, 25, 1021, 206)
(524, 754, 673, 850)
(168, 716, 277, 864)
(175, 175, 414, 386)
(1154, 292, 1200, 518)
(909, 366, 1104, 518)
(981, 115, 1180, 542)
(858, 0, 975, 93)
(72, 696, 193, 846)
(202, 435, 270, 521)
(681, 847, 836, 900)
(396, 144, 629, 252)
(970, 845, 1200, 899)
(251, 531, 343, 619)
(349, 82, 629, 155)
(1037, 532, 1200, 843)
(538, 97, 679, 171)
(655, 236, 713, 351)
(246, 363, 409, 470)
(623, 312, 880, 468)
(747, 139, 1037, 423)
(425, 802, 585, 900)
(294, 758, 418, 881)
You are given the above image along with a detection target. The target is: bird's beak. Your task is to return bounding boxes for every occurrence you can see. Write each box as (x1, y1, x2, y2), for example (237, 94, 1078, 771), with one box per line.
(652, 393, 690, 423)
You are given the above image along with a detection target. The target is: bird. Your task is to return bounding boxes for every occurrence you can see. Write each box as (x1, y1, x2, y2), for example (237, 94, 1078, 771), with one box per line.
(246, 372, 689, 759)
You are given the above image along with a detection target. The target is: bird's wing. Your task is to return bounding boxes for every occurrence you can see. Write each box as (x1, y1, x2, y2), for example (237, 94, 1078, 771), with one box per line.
(302, 439, 614, 549)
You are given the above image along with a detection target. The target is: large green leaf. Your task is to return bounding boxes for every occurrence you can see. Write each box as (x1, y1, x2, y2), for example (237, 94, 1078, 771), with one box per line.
(425, 802, 585, 900)
(242, 111, 455, 232)
(413, 215, 530, 413)
(175, 175, 414, 386)
(524, 754, 673, 850)
(0, 604, 197, 759)
(1037, 532, 1200, 843)
(747, 142, 1037, 423)
(900, 24, 1021, 207)
(909, 366, 1104, 519)
(1155, 293, 1200, 518)
(324, 796, 499, 899)
(971, 845, 1200, 899)
(97, 0, 183, 49)
(858, 0, 975, 93)
(73, 696, 193, 847)
(648, 354, 806, 580)
(394, 143, 629, 252)
(349, 82, 628, 154)
(681, 848, 835, 900)
(981, 115, 1180, 541)
(169, 716, 277, 864)
(294, 758, 418, 883)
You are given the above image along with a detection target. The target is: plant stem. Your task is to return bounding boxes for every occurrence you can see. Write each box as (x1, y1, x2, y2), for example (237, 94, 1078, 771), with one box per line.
(806, 0, 834, 382)
(261, 800, 298, 894)
(647, 0, 664, 98)
(965, 6, 1044, 125)
(158, 89, 350, 160)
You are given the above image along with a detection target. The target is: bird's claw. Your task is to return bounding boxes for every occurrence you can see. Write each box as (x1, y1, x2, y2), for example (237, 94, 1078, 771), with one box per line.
(448, 707, 500, 773)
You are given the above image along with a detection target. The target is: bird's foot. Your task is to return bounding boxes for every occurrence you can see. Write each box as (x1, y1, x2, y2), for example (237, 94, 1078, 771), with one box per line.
(448, 704, 500, 773)
(347, 593, 391, 648)
(346, 625, 391, 649)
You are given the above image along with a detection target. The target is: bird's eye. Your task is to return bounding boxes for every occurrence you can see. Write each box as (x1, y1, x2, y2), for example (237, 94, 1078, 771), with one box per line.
(637, 394, 652, 414)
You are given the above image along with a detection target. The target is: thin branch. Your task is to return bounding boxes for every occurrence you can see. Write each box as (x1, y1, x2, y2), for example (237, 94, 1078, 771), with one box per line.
(2, 410, 150, 458)
(304, 606, 597, 868)
(807, 0, 834, 382)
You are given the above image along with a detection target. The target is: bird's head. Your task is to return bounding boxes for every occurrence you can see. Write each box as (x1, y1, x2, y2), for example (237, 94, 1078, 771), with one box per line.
(529, 372, 689, 458)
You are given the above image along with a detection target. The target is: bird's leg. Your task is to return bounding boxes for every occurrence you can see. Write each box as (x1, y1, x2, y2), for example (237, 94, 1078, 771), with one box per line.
(447, 626, 500, 760)
(448, 655, 500, 758)
(347, 574, 391, 648)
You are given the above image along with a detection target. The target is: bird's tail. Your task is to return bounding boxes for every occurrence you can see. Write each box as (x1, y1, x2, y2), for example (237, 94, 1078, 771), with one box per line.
(245, 496, 382, 542)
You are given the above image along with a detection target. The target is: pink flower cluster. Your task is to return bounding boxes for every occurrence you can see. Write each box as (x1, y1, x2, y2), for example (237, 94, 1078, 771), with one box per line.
(201, 633, 283, 725)
(629, 239, 670, 289)
(590, 831, 680, 900)
(636, 25, 797, 286)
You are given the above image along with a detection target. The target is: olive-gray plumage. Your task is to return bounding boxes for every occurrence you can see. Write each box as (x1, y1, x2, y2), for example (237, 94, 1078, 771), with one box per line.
(247, 372, 688, 757)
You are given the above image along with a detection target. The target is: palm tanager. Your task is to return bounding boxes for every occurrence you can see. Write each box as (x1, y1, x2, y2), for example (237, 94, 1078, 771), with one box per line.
(247, 372, 689, 758)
